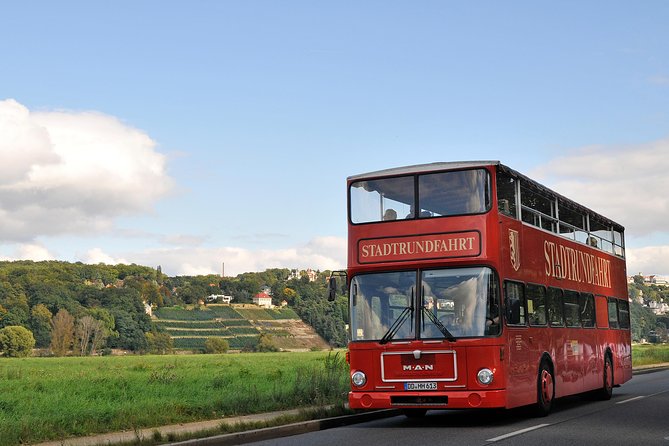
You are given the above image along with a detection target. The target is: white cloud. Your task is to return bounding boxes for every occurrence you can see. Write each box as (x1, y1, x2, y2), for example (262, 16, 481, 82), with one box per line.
(103, 236, 347, 276)
(0, 99, 173, 242)
(82, 248, 129, 266)
(0, 243, 56, 261)
(532, 138, 669, 275)
(532, 138, 669, 237)
(626, 246, 669, 277)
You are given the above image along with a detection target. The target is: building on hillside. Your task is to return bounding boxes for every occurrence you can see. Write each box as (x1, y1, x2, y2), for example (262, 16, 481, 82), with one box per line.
(649, 300, 669, 315)
(305, 268, 318, 282)
(648, 275, 669, 286)
(253, 292, 273, 308)
(634, 273, 669, 287)
(288, 268, 319, 282)
(207, 294, 233, 304)
(144, 302, 153, 316)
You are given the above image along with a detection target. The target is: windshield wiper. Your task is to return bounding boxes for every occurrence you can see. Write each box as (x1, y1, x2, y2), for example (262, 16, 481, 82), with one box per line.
(422, 307, 457, 342)
(379, 305, 413, 345)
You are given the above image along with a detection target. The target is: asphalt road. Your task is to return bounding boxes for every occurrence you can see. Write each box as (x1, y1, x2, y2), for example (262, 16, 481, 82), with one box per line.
(245, 369, 669, 446)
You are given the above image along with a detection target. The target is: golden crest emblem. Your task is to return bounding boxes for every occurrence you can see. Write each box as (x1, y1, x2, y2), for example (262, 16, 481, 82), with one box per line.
(509, 229, 520, 271)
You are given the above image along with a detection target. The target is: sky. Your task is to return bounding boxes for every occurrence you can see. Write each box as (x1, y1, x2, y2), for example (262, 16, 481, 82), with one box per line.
(1, 1, 668, 277)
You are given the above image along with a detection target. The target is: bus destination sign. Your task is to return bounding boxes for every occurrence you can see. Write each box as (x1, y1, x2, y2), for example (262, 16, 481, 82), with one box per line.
(358, 231, 480, 264)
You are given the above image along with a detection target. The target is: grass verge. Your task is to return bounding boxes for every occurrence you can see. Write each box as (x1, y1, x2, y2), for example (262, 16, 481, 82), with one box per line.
(114, 405, 354, 446)
(632, 343, 669, 367)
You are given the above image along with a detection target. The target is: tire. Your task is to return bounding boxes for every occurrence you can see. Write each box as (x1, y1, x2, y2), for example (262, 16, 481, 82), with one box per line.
(402, 409, 427, 418)
(597, 354, 614, 400)
(534, 359, 555, 417)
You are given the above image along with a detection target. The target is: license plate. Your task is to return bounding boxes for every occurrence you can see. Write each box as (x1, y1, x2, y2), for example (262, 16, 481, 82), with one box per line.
(404, 381, 437, 391)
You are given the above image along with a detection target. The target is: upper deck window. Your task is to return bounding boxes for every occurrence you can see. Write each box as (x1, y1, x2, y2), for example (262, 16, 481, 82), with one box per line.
(350, 169, 490, 224)
(496, 166, 625, 258)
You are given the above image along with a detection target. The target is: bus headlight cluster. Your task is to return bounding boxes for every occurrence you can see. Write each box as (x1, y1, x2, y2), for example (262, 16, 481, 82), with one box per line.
(351, 371, 367, 387)
(477, 368, 494, 385)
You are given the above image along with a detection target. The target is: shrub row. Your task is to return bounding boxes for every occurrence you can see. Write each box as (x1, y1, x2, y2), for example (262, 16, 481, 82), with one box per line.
(154, 320, 253, 329)
(153, 306, 244, 321)
(172, 336, 259, 350)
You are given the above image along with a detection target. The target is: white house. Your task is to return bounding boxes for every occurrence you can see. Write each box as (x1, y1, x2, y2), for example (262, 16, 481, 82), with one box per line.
(253, 292, 273, 309)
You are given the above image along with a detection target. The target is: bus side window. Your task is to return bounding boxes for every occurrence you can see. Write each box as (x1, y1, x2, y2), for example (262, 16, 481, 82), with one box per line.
(618, 300, 630, 329)
(579, 293, 596, 328)
(527, 284, 547, 326)
(496, 170, 517, 218)
(563, 290, 581, 327)
(608, 298, 619, 329)
(548, 287, 564, 327)
(504, 281, 525, 325)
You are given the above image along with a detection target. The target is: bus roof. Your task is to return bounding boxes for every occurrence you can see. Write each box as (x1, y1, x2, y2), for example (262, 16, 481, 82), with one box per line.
(348, 160, 624, 232)
(348, 161, 500, 181)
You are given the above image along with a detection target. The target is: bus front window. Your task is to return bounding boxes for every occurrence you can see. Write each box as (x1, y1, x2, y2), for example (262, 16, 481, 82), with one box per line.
(350, 271, 416, 341)
(420, 267, 500, 339)
(350, 176, 414, 224)
(418, 169, 490, 217)
(349, 168, 490, 224)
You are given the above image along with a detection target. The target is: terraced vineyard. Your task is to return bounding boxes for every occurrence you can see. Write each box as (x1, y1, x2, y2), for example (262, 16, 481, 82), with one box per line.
(153, 305, 328, 351)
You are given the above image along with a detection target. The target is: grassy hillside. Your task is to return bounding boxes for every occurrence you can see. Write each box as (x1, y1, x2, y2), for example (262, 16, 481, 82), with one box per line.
(152, 304, 326, 351)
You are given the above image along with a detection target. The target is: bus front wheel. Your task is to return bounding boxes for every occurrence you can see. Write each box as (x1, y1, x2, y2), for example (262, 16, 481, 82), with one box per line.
(534, 360, 554, 417)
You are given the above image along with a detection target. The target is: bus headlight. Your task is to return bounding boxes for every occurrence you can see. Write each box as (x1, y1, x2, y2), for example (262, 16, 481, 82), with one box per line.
(477, 368, 494, 385)
(351, 371, 367, 387)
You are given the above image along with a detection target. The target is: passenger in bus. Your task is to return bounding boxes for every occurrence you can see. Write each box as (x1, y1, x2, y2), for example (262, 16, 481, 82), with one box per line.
(383, 209, 397, 221)
(587, 236, 598, 247)
(486, 300, 501, 334)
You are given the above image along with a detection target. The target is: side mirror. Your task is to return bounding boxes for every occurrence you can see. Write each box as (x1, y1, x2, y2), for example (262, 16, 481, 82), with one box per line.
(327, 276, 337, 301)
(327, 270, 347, 302)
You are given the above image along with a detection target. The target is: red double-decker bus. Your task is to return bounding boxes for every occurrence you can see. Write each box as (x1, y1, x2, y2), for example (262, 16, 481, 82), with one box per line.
(342, 161, 631, 416)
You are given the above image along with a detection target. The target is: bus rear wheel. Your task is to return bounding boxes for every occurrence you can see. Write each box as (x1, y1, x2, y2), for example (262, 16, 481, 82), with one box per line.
(534, 360, 554, 417)
(597, 355, 614, 400)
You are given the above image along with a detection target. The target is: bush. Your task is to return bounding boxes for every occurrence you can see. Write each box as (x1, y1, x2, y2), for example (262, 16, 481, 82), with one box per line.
(255, 333, 279, 352)
(0, 326, 36, 357)
(145, 332, 174, 355)
(204, 337, 229, 354)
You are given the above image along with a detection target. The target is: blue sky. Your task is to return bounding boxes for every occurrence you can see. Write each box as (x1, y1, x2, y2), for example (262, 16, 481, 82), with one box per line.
(1, 1, 668, 276)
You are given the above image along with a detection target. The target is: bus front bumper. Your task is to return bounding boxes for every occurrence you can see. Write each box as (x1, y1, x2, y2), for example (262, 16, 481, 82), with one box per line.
(349, 389, 507, 410)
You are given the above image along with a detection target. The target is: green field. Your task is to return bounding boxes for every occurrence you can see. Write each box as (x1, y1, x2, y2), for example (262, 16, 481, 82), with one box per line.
(0, 351, 348, 446)
(632, 344, 669, 366)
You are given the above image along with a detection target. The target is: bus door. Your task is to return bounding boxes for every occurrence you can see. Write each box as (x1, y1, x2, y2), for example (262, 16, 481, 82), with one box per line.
(504, 281, 535, 407)
(579, 293, 599, 390)
(562, 290, 585, 394)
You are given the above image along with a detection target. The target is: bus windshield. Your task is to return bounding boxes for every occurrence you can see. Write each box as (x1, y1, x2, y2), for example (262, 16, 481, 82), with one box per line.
(350, 168, 490, 224)
(350, 267, 500, 342)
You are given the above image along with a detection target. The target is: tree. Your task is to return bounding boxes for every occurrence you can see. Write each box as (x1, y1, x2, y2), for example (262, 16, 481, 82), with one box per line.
(0, 325, 35, 357)
(108, 311, 148, 351)
(75, 315, 106, 355)
(50, 309, 75, 356)
(145, 331, 174, 354)
(30, 304, 53, 348)
(141, 282, 163, 307)
(204, 337, 229, 354)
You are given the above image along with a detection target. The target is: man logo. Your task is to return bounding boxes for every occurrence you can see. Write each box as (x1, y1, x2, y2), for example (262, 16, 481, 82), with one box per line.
(509, 229, 520, 271)
(403, 364, 434, 371)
